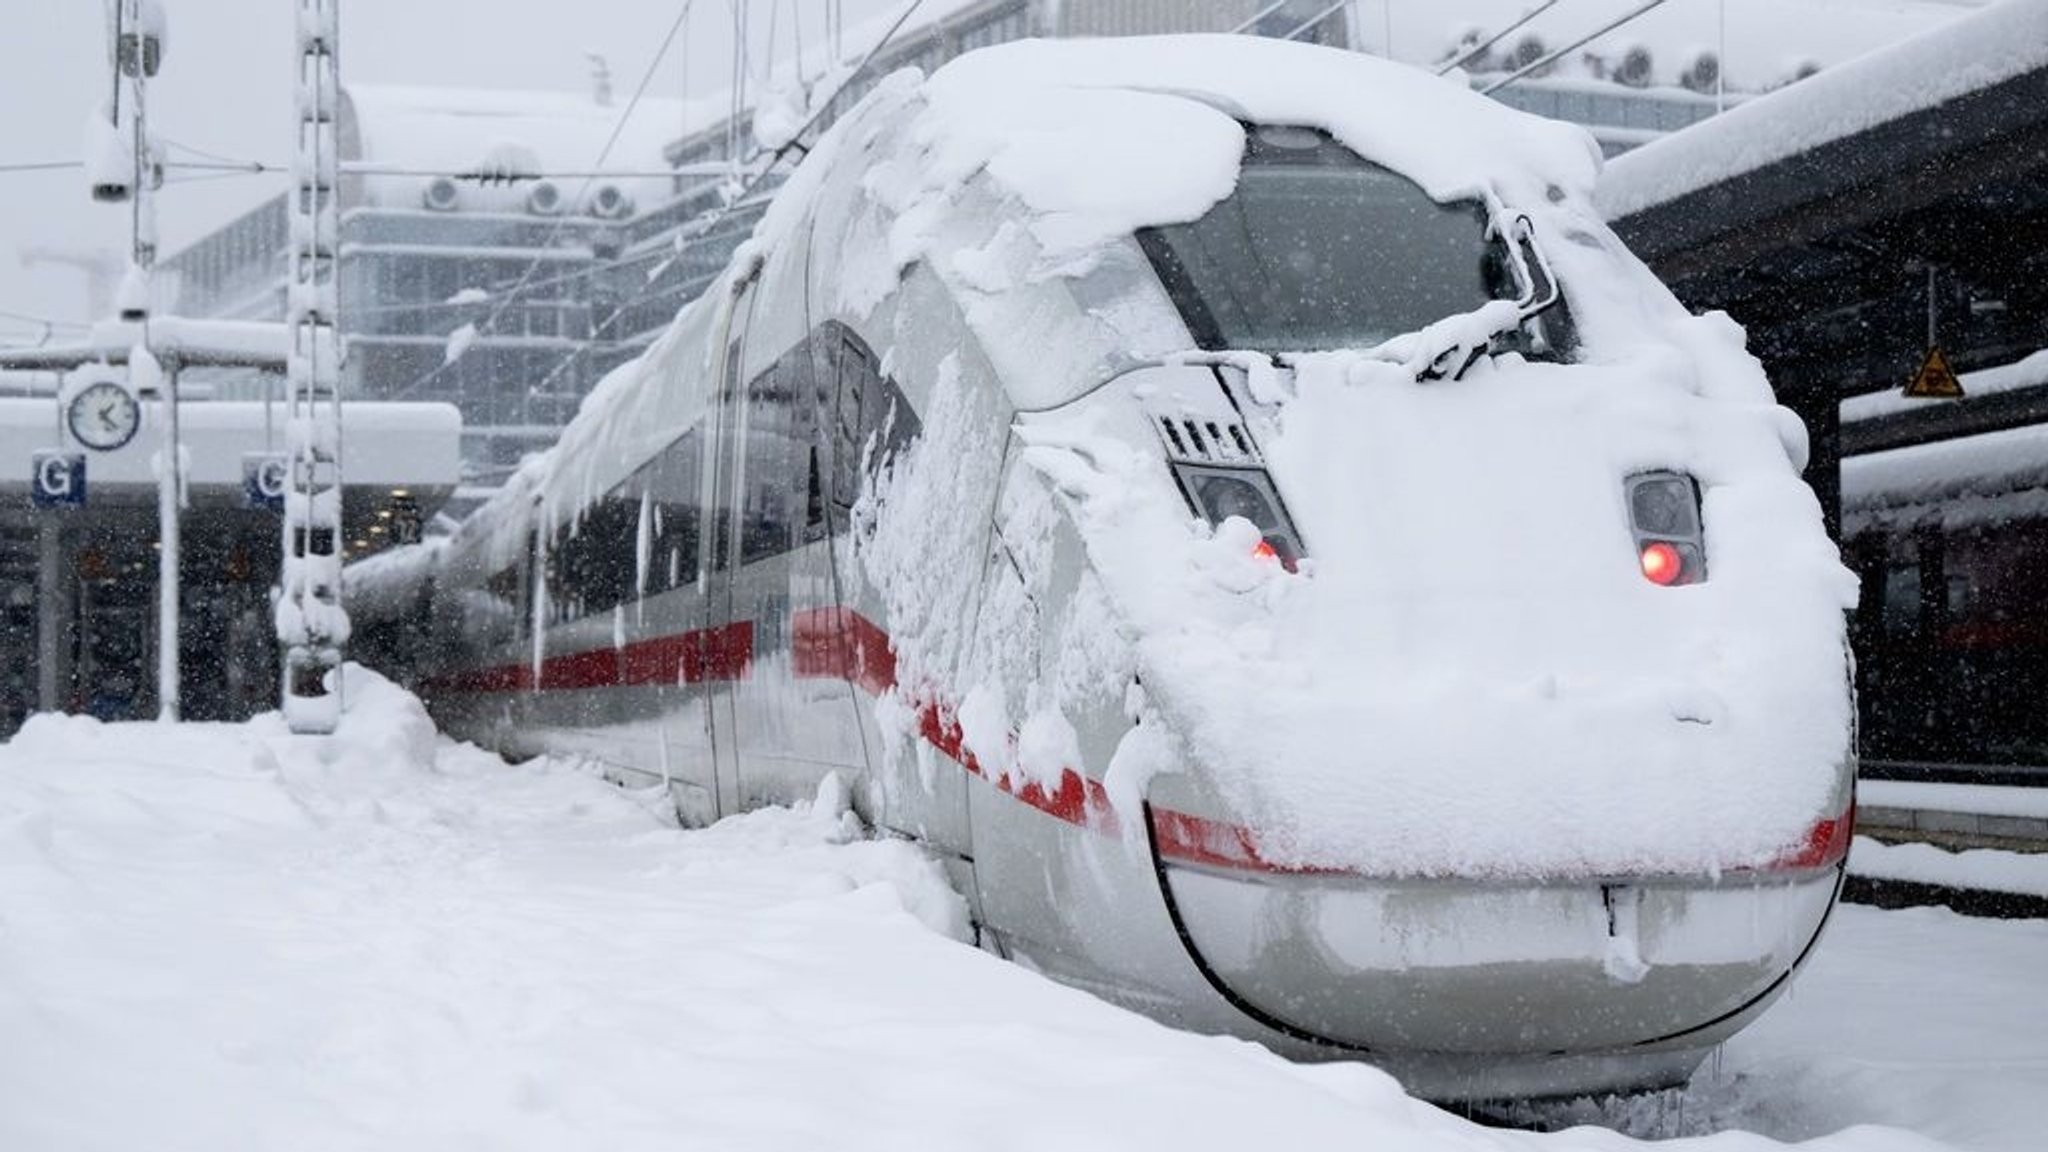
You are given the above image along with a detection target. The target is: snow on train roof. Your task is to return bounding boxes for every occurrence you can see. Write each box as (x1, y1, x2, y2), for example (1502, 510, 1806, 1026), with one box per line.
(915, 34, 1604, 262)
(1597, 0, 2048, 222)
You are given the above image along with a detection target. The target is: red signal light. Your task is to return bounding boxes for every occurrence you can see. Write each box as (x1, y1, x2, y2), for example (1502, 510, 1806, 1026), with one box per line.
(1639, 541, 1684, 586)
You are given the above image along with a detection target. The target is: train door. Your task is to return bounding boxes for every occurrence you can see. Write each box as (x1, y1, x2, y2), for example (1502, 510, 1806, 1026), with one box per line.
(700, 273, 760, 817)
(817, 324, 972, 859)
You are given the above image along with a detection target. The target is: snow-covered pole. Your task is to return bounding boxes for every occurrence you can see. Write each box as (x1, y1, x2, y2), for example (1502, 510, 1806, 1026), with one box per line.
(279, 0, 348, 734)
(107, 0, 180, 721)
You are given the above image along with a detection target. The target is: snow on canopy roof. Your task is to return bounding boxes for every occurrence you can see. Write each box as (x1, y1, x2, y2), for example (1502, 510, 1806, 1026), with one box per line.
(1841, 348, 2048, 426)
(1842, 420, 2048, 535)
(342, 84, 701, 210)
(1596, 0, 2048, 222)
(920, 34, 1604, 222)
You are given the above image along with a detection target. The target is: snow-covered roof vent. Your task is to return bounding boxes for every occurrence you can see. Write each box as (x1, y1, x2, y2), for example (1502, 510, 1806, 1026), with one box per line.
(422, 176, 460, 212)
(525, 180, 564, 216)
(586, 184, 634, 221)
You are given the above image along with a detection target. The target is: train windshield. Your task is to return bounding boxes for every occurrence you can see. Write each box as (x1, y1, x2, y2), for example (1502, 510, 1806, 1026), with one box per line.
(1137, 125, 1522, 353)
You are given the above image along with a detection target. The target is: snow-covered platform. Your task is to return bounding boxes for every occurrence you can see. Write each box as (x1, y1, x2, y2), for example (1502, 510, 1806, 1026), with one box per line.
(1858, 779, 2048, 850)
(2, 669, 2043, 1151)
(1844, 781, 2048, 920)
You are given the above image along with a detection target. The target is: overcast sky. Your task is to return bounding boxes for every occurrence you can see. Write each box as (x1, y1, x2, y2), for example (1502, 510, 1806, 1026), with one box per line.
(0, 0, 1981, 339)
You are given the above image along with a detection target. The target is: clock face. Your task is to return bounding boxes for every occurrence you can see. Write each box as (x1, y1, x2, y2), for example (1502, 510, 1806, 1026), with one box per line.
(68, 380, 142, 452)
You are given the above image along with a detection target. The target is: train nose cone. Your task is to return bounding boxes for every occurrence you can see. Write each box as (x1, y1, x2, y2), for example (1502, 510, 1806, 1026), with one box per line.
(1154, 844, 1840, 1057)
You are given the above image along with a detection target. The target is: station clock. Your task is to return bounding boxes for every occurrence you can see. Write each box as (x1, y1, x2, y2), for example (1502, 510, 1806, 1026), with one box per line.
(67, 379, 142, 452)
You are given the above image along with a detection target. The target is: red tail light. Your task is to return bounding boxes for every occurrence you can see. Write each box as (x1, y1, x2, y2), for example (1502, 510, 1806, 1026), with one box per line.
(1252, 539, 1279, 562)
(1639, 541, 1683, 586)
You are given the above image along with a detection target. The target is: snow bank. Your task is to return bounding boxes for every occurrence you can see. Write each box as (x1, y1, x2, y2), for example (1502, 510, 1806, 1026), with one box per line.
(0, 672, 1955, 1151)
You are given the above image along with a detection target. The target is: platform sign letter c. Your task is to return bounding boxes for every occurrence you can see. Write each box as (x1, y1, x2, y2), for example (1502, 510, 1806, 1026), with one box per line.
(244, 453, 288, 511)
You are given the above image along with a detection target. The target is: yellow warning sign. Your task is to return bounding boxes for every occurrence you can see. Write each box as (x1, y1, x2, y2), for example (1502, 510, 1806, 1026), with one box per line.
(1904, 346, 1964, 399)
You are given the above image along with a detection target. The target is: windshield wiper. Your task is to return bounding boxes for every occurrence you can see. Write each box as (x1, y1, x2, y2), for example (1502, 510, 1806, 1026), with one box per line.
(1359, 210, 1563, 382)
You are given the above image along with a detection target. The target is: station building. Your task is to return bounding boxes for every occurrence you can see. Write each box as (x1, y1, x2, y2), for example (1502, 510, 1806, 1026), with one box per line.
(0, 317, 461, 734)
(161, 85, 687, 483)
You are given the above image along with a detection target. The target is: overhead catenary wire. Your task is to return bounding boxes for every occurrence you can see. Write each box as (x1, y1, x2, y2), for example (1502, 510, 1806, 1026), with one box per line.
(1481, 0, 1678, 95)
(1281, 2, 1350, 42)
(1227, 0, 1291, 35)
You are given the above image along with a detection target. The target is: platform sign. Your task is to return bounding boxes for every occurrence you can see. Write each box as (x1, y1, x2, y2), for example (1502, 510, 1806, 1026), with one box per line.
(387, 494, 423, 546)
(243, 452, 288, 511)
(1905, 346, 1964, 399)
(31, 451, 86, 508)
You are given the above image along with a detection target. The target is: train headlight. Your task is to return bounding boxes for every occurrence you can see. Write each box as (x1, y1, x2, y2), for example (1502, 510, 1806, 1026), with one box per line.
(1626, 471, 1706, 585)
(1174, 464, 1304, 572)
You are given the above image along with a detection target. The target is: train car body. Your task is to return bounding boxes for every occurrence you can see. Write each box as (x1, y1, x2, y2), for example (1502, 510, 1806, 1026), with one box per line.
(1844, 401, 2048, 773)
(407, 37, 1859, 1100)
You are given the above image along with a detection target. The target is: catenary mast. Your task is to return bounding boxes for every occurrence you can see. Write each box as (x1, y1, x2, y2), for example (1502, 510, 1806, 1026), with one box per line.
(279, 0, 348, 733)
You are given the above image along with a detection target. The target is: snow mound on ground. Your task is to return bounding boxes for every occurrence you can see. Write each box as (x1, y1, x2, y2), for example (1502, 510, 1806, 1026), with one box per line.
(0, 673, 1952, 1151)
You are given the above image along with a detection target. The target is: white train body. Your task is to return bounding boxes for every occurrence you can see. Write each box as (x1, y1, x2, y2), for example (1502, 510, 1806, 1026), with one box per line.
(409, 38, 1858, 1099)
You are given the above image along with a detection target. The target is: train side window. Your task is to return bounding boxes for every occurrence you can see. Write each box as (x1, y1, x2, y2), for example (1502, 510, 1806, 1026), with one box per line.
(709, 343, 744, 574)
(643, 430, 702, 593)
(831, 330, 872, 514)
(739, 347, 812, 566)
(485, 553, 528, 640)
(550, 489, 638, 620)
(826, 326, 922, 515)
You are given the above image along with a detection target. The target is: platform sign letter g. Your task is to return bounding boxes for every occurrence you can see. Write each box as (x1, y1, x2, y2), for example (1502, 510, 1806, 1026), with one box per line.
(31, 451, 86, 508)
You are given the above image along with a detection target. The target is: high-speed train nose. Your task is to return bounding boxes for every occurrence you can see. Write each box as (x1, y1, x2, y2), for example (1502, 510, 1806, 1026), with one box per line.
(1148, 812, 1843, 1057)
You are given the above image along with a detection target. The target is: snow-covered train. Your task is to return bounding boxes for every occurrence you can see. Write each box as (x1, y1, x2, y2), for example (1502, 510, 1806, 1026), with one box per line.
(393, 38, 1860, 1100)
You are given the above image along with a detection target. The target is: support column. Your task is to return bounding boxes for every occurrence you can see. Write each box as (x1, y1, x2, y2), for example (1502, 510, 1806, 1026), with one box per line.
(280, 0, 347, 734)
(36, 518, 63, 713)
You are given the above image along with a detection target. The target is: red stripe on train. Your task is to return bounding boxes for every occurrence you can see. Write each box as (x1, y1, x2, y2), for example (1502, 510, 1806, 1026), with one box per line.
(426, 607, 1848, 877)
(423, 621, 753, 695)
